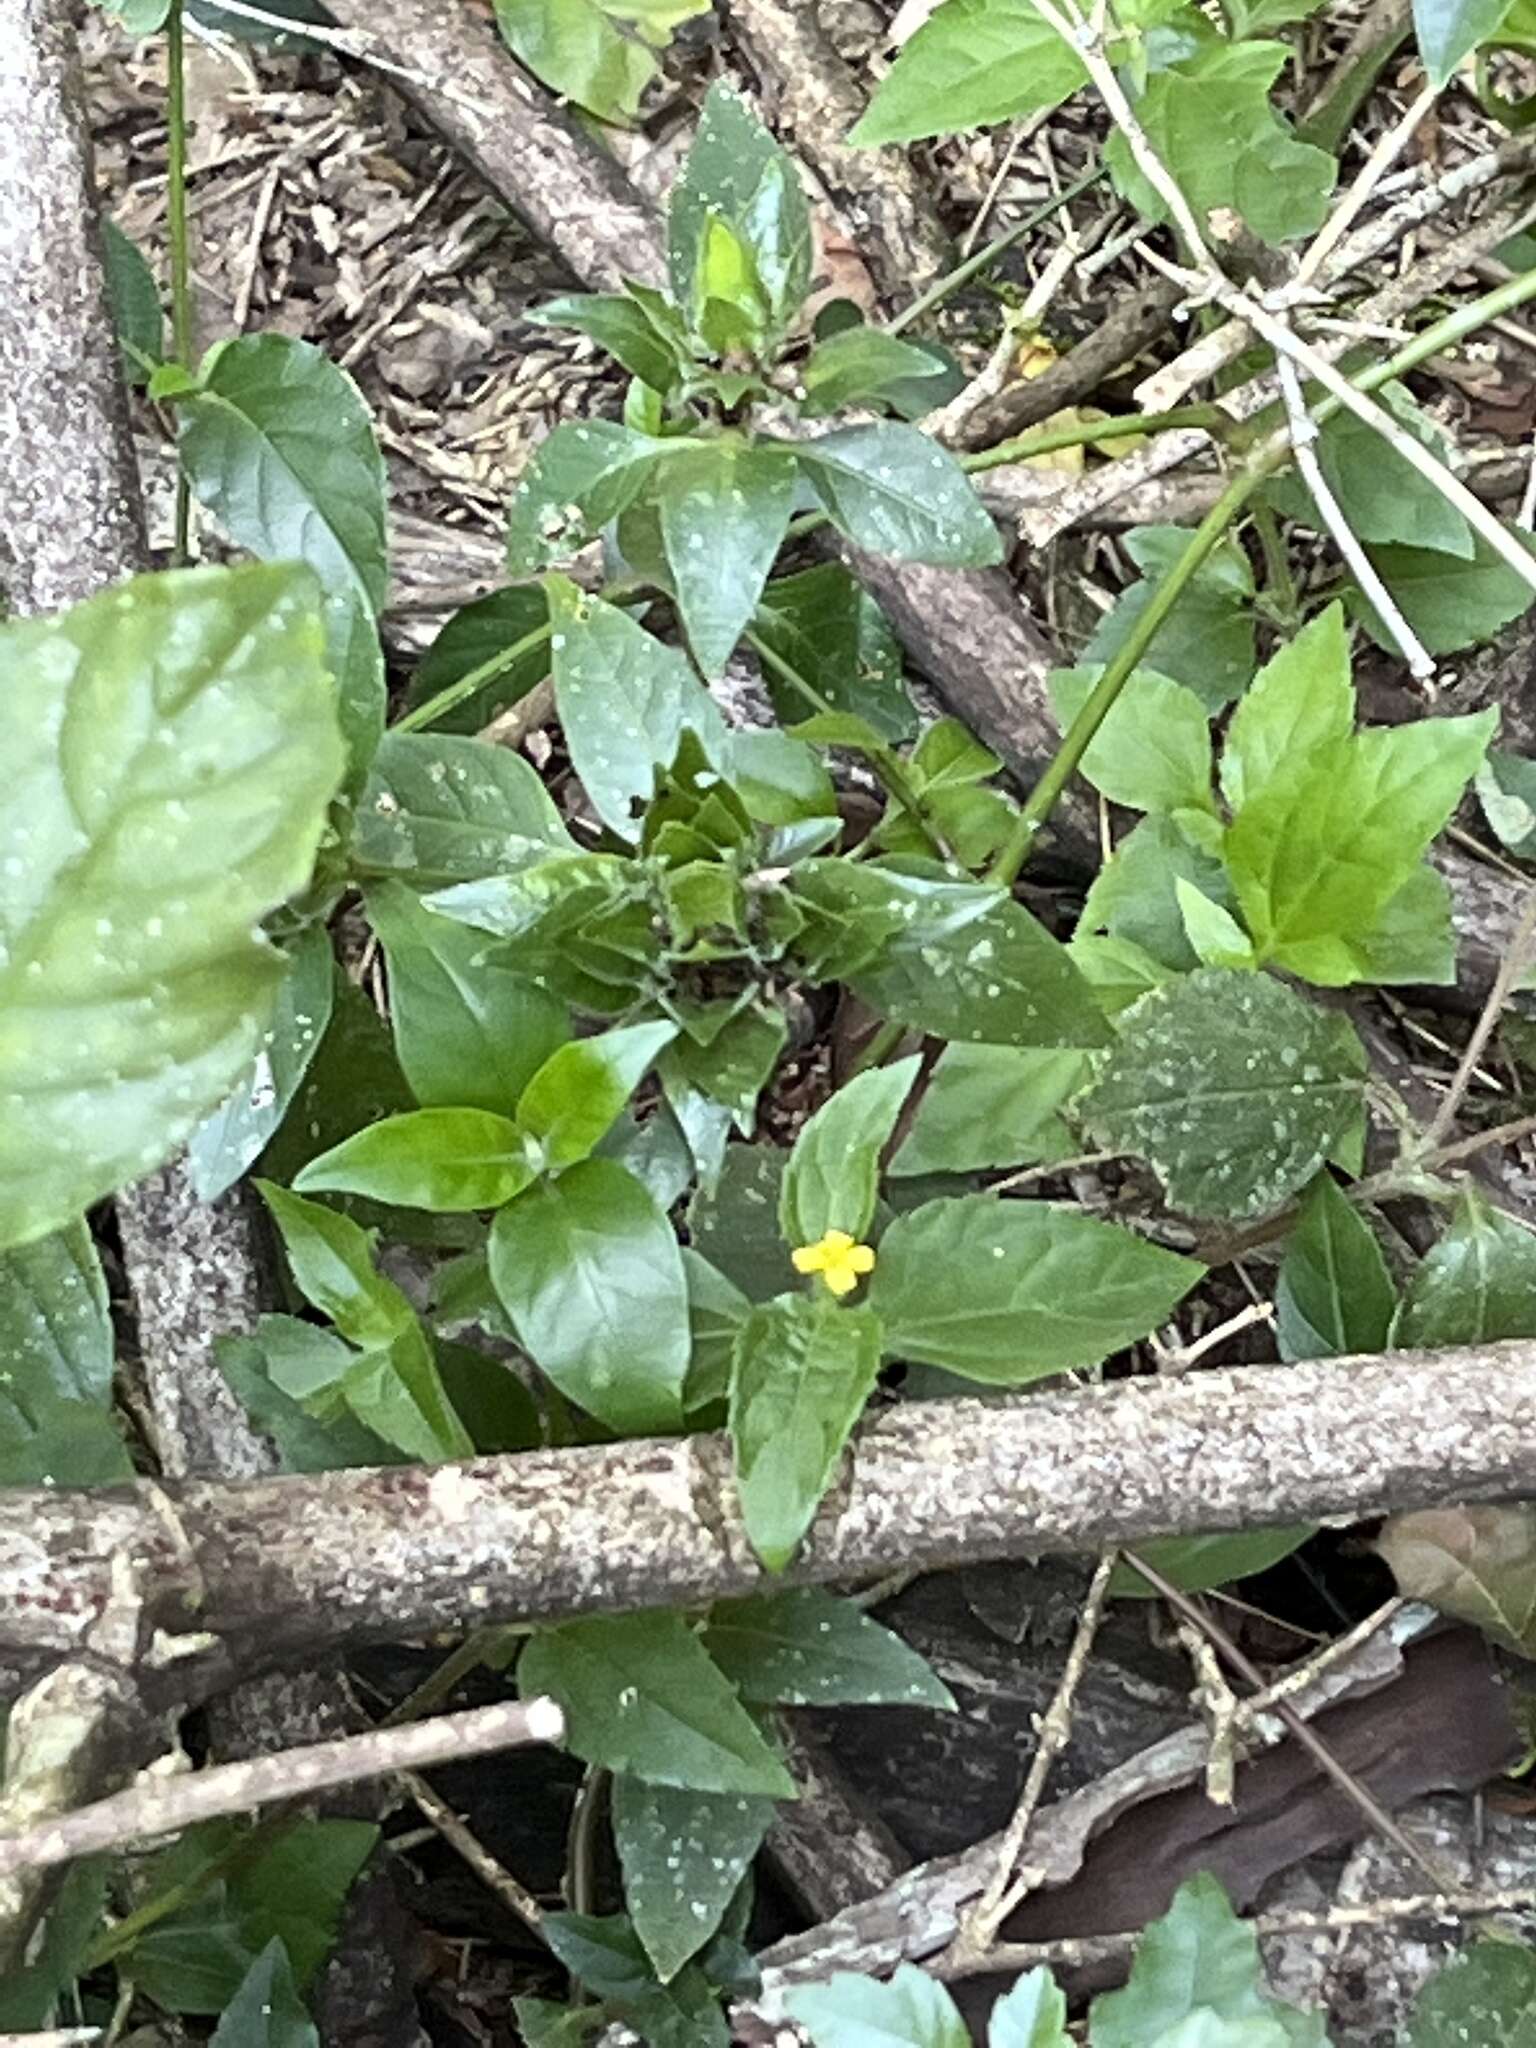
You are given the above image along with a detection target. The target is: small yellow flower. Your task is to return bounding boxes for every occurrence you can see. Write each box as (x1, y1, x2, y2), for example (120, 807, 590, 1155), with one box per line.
(791, 1228, 876, 1298)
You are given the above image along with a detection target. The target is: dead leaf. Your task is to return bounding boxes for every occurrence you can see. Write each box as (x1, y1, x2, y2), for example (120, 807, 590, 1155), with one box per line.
(1377, 1504, 1536, 1657)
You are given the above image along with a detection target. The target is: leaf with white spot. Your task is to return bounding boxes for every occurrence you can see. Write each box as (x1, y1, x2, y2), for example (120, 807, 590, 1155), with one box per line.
(612, 1775, 774, 1982)
(704, 1587, 955, 1708)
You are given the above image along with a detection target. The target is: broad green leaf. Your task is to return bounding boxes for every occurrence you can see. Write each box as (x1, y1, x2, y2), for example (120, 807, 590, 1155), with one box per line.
(1397, 1187, 1536, 1346)
(1410, 1941, 1536, 2044)
(1268, 390, 1473, 560)
(669, 82, 813, 337)
(662, 1002, 786, 1134)
(92, 0, 172, 29)
(547, 577, 730, 841)
(1276, 1173, 1396, 1360)
(519, 1019, 677, 1167)
(294, 1107, 534, 1211)
(258, 975, 416, 1199)
(188, 924, 335, 1201)
(520, 1612, 794, 1794)
(659, 439, 797, 677)
(991, 1970, 1073, 2048)
(730, 1295, 883, 1569)
(1106, 42, 1334, 243)
(534, 292, 684, 394)
(209, 1941, 317, 2048)
(353, 729, 572, 886)
(1109, 1529, 1315, 1599)
(506, 421, 664, 573)
(366, 880, 565, 1116)
(1414, 0, 1515, 81)
(1070, 932, 1173, 1017)
(870, 1196, 1201, 1380)
(849, 0, 1086, 144)
(682, 1248, 750, 1413)
(797, 424, 1002, 568)
(1345, 862, 1458, 987)
(494, 0, 708, 121)
(755, 564, 915, 742)
(800, 327, 953, 418)
(1176, 882, 1256, 970)
(789, 1962, 971, 2048)
(216, 1332, 401, 1472)
(540, 1912, 731, 2048)
(1084, 527, 1257, 712)
(1090, 1875, 1304, 2046)
(781, 1057, 920, 1251)
(1050, 666, 1214, 816)
(1218, 605, 1354, 814)
(405, 585, 551, 734)
(101, 218, 163, 385)
(1225, 712, 1496, 985)
(1378, 1504, 1536, 1659)
(177, 333, 387, 782)
(1080, 814, 1236, 973)
(1079, 970, 1368, 1220)
(894, 1045, 1091, 1176)
(689, 1142, 790, 1300)
(0, 564, 343, 1249)
(489, 1157, 688, 1433)
(1357, 533, 1536, 655)
(613, 1775, 775, 1982)
(704, 1587, 955, 1708)
(0, 1218, 112, 1408)
(0, 1861, 108, 2027)
(1478, 749, 1536, 858)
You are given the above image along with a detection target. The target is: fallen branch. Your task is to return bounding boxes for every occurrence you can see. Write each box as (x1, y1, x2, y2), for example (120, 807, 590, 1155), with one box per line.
(4, 1346, 1536, 1680)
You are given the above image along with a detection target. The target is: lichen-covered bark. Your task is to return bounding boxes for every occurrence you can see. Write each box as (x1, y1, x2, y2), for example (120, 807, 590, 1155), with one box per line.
(3, 1346, 1536, 1678)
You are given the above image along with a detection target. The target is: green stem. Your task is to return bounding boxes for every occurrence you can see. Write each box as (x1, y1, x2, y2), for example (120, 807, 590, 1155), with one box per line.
(1251, 500, 1300, 626)
(852, 1017, 913, 1075)
(166, 0, 194, 567)
(888, 167, 1105, 337)
(392, 620, 553, 734)
(961, 403, 1226, 476)
(85, 1812, 301, 1969)
(381, 1625, 523, 1727)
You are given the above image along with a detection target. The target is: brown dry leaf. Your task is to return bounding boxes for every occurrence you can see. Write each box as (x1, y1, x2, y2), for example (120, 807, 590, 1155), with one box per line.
(1377, 1504, 1536, 1657)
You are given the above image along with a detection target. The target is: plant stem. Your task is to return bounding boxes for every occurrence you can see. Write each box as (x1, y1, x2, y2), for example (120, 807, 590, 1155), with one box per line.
(85, 1813, 300, 1968)
(961, 403, 1225, 476)
(393, 620, 553, 734)
(888, 167, 1105, 337)
(165, 0, 194, 567)
(1251, 500, 1300, 626)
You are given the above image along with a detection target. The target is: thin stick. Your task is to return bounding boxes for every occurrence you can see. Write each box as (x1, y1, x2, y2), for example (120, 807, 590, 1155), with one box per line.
(1275, 355, 1435, 679)
(1121, 1552, 1451, 1887)
(165, 0, 194, 566)
(0, 1699, 565, 1880)
(191, 0, 498, 112)
(888, 169, 1103, 336)
(400, 1768, 547, 1937)
(1295, 81, 1438, 287)
(952, 1555, 1117, 1959)
(1421, 888, 1536, 1151)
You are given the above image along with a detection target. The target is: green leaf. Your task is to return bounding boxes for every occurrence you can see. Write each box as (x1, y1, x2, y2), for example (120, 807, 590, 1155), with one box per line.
(1409, 1940, 1536, 2044)
(730, 1296, 885, 1568)
(1276, 1173, 1397, 1360)
(659, 439, 797, 677)
(781, 1057, 920, 1250)
(613, 1776, 774, 1981)
(0, 564, 343, 1250)
(704, 1587, 955, 1708)
(189, 0, 328, 41)
(1090, 1875, 1304, 2046)
(1226, 709, 1496, 985)
(216, 1332, 401, 1472)
(210, 1941, 317, 2048)
(1050, 666, 1214, 815)
(800, 328, 954, 418)
(1070, 932, 1174, 1017)
(1398, 1187, 1536, 1346)
(365, 880, 565, 1116)
(494, 0, 707, 121)
(1356, 532, 1536, 656)
(506, 421, 664, 573)
(1176, 882, 1256, 970)
(1269, 390, 1473, 560)
(294, 1107, 534, 1211)
(353, 729, 572, 886)
(1218, 605, 1354, 814)
(1080, 814, 1237, 973)
(534, 292, 685, 394)
(789, 1963, 971, 2048)
(990, 1969, 1073, 2048)
(0, 1861, 108, 2027)
(519, 1019, 678, 1167)
(540, 1913, 732, 2048)
(520, 1611, 794, 1794)
(669, 82, 813, 339)
(849, 0, 1086, 144)
(689, 1142, 791, 1300)
(893, 1045, 1091, 1176)
(1379, 1504, 1536, 1658)
(1106, 42, 1334, 244)
(188, 924, 335, 1202)
(177, 333, 387, 782)
(1079, 970, 1369, 1220)
(797, 424, 1002, 568)
(547, 577, 730, 841)
(1109, 1529, 1315, 1600)
(1084, 527, 1257, 712)
(489, 1157, 688, 1433)
(1478, 749, 1536, 858)
(101, 217, 163, 385)
(406, 585, 551, 734)
(870, 1196, 1201, 1380)
(662, 1002, 786, 1134)
(0, 1218, 112, 1409)
(1415, 0, 1516, 82)
(755, 565, 915, 742)
(93, 0, 172, 29)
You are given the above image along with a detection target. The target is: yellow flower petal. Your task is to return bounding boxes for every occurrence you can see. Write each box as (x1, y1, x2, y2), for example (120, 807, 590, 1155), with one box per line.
(845, 1243, 876, 1275)
(791, 1243, 826, 1275)
(822, 1264, 859, 1297)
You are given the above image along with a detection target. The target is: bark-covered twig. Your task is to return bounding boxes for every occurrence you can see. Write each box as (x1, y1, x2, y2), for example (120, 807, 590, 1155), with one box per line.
(0, 1698, 565, 1880)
